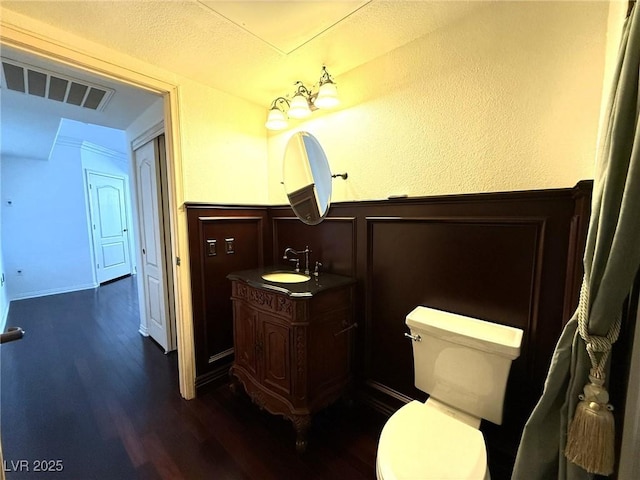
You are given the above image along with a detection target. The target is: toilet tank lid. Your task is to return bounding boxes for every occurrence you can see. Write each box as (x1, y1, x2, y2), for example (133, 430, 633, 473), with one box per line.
(406, 306, 523, 359)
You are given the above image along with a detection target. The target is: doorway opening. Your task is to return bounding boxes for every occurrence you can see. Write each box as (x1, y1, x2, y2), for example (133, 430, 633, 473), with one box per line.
(0, 46, 184, 366)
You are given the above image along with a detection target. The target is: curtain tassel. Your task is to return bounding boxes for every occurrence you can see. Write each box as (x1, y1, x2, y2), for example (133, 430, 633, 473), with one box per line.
(565, 372, 615, 475)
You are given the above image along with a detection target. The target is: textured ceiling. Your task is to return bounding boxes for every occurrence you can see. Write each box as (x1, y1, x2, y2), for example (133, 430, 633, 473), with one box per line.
(200, 1, 372, 54)
(1, 1, 484, 105)
(0, 1, 484, 160)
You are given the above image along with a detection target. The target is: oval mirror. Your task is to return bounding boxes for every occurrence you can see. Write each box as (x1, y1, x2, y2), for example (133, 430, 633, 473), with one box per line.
(282, 131, 332, 225)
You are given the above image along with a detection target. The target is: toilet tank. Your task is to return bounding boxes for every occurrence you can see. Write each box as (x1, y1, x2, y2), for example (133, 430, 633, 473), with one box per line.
(406, 306, 523, 425)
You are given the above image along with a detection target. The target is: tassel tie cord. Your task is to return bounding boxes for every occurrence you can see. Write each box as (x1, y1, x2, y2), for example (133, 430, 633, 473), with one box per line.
(565, 279, 621, 476)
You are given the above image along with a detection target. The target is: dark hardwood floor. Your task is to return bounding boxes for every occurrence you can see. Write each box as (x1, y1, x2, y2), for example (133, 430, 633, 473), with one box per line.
(1, 276, 383, 479)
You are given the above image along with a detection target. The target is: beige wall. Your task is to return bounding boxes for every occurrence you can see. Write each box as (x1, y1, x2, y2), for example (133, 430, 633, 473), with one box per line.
(178, 76, 268, 203)
(268, 1, 616, 204)
(121, 77, 267, 204)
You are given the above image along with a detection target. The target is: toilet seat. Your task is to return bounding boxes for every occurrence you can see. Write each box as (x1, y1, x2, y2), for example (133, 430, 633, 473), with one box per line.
(376, 400, 488, 480)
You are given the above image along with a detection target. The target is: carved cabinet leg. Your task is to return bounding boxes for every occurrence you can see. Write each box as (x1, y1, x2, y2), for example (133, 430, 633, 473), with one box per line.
(228, 367, 241, 395)
(292, 414, 312, 454)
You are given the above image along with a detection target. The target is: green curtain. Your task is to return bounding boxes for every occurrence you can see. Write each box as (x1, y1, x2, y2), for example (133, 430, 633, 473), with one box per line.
(512, 5, 640, 479)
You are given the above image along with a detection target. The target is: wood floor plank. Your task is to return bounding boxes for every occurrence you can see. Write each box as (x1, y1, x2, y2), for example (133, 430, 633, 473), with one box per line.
(106, 397, 149, 468)
(74, 357, 119, 441)
(141, 432, 185, 480)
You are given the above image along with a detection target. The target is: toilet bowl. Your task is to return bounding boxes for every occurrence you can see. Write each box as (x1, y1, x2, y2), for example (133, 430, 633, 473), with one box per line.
(375, 306, 522, 480)
(376, 399, 489, 480)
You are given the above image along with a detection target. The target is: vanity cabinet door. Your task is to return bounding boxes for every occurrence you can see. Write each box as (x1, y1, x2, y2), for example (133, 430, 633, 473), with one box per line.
(259, 314, 292, 397)
(233, 302, 259, 378)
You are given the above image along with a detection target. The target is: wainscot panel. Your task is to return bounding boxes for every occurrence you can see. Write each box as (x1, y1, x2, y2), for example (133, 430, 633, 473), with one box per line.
(186, 206, 271, 389)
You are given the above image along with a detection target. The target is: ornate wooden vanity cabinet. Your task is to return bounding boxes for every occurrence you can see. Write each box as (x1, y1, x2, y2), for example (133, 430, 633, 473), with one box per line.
(228, 270, 355, 452)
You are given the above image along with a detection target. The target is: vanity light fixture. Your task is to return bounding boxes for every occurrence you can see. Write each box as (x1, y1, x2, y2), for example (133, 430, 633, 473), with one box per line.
(265, 65, 340, 131)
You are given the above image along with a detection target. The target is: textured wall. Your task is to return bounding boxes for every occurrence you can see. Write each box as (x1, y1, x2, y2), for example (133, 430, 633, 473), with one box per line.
(268, 1, 613, 204)
(178, 76, 269, 203)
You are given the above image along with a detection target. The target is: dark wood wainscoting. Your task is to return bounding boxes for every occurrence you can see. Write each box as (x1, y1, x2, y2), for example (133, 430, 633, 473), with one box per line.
(186, 180, 592, 478)
(186, 206, 271, 388)
(272, 216, 357, 276)
(366, 217, 542, 400)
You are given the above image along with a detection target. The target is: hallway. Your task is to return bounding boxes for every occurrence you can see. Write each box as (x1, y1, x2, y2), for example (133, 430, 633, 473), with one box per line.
(0, 277, 380, 479)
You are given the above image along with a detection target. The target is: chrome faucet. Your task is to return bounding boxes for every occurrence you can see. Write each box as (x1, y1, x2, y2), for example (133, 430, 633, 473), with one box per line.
(283, 246, 311, 275)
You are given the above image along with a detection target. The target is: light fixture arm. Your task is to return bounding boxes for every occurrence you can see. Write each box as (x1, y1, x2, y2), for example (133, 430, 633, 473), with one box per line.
(318, 65, 336, 86)
(269, 96, 290, 111)
(331, 172, 348, 180)
(295, 81, 313, 96)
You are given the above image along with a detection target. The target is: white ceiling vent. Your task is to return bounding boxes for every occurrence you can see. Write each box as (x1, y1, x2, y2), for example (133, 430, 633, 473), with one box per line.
(1, 59, 114, 111)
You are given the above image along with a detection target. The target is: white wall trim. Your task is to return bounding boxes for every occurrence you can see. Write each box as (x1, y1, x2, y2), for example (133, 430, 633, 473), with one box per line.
(55, 136, 128, 161)
(9, 282, 98, 302)
(53, 135, 88, 149)
(132, 121, 164, 151)
(139, 323, 149, 337)
(81, 141, 128, 162)
(163, 87, 196, 399)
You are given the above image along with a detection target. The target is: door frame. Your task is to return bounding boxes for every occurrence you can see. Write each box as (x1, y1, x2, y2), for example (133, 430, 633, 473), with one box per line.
(0, 16, 196, 399)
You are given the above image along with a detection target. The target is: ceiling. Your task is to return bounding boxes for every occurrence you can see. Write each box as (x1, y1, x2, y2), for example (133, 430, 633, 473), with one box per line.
(0, 1, 484, 160)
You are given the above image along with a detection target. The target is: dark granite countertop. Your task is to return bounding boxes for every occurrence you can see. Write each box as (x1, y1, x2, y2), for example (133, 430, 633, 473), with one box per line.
(227, 266, 355, 298)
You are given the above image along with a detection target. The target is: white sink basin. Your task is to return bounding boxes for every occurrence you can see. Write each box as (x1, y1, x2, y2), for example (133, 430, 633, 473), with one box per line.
(261, 272, 311, 284)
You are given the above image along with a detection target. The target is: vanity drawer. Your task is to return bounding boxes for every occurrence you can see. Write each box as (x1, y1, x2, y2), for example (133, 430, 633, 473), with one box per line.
(310, 287, 351, 319)
(232, 282, 297, 321)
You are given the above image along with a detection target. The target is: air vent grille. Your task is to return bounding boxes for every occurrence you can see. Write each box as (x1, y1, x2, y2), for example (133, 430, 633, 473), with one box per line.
(1, 59, 113, 111)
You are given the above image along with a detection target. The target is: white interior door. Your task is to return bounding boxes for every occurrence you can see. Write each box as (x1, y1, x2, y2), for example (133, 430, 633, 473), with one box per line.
(134, 138, 175, 353)
(87, 172, 132, 284)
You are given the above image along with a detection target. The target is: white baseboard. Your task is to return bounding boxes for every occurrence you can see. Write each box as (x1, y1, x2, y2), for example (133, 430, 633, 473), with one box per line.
(9, 282, 98, 302)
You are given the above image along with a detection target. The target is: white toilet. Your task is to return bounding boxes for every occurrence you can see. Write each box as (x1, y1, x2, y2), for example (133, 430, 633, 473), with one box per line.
(376, 306, 523, 480)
